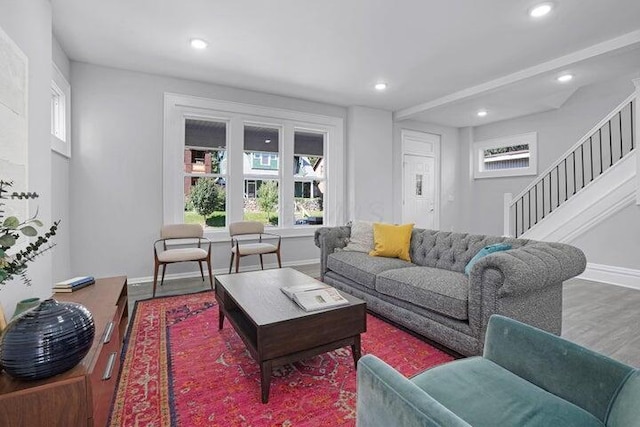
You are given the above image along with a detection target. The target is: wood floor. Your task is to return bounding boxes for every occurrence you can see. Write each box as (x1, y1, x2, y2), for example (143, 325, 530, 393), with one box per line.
(562, 277, 640, 367)
(128, 265, 640, 367)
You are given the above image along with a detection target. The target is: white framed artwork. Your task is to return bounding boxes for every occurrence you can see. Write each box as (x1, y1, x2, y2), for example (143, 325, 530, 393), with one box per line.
(0, 23, 28, 221)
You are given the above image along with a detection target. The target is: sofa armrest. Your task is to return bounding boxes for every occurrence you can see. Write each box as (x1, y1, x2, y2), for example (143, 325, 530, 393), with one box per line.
(466, 242, 585, 348)
(469, 242, 586, 296)
(357, 355, 471, 427)
(484, 315, 634, 424)
(314, 226, 351, 279)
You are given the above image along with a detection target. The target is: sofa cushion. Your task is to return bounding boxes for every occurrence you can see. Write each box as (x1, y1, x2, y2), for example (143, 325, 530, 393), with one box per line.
(369, 222, 413, 261)
(412, 357, 604, 427)
(343, 220, 374, 253)
(464, 243, 512, 275)
(327, 251, 413, 289)
(375, 267, 469, 320)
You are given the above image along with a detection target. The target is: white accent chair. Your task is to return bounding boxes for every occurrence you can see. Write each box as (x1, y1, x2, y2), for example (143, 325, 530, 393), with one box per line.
(153, 224, 213, 297)
(229, 221, 282, 273)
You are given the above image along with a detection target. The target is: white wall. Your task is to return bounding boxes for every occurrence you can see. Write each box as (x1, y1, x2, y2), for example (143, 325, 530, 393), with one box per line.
(392, 120, 460, 231)
(347, 106, 393, 222)
(51, 36, 71, 282)
(464, 74, 640, 271)
(570, 204, 640, 269)
(0, 0, 53, 316)
(456, 127, 474, 232)
(70, 62, 347, 281)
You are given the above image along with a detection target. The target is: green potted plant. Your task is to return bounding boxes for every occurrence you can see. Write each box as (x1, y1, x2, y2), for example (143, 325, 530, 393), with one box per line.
(0, 180, 59, 287)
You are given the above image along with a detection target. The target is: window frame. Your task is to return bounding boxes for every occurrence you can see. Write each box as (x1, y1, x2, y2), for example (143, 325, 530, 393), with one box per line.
(163, 93, 345, 239)
(473, 132, 537, 179)
(50, 63, 71, 158)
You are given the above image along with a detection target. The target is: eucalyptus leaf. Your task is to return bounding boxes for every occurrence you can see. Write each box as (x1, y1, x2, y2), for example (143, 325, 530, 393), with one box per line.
(32, 219, 44, 227)
(20, 226, 38, 237)
(3, 216, 19, 229)
(0, 234, 16, 247)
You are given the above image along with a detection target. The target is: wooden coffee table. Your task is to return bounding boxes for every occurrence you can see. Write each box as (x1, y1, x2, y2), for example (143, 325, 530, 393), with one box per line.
(215, 268, 366, 403)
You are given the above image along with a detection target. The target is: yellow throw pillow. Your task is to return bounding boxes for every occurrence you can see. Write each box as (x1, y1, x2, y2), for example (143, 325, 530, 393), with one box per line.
(369, 223, 414, 261)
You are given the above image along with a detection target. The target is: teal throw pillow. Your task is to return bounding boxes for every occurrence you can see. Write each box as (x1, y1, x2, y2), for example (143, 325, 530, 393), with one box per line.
(465, 243, 512, 275)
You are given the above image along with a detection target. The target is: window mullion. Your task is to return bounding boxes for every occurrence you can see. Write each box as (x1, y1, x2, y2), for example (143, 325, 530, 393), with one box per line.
(280, 123, 295, 227)
(228, 116, 245, 224)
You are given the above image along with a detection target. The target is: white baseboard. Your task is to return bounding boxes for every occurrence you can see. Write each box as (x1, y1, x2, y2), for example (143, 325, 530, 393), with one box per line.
(128, 259, 320, 285)
(577, 263, 640, 291)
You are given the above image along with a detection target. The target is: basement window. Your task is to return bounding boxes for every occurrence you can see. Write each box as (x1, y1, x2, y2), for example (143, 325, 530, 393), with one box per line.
(473, 132, 537, 179)
(50, 63, 71, 158)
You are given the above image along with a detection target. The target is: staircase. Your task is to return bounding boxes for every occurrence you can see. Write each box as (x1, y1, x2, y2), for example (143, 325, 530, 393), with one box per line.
(504, 92, 636, 242)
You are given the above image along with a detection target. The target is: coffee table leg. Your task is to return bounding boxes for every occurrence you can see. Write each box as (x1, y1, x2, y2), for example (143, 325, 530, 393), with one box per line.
(260, 360, 272, 404)
(218, 307, 224, 330)
(351, 335, 362, 367)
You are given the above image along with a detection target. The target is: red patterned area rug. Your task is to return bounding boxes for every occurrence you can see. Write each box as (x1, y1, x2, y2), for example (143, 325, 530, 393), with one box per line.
(109, 291, 453, 426)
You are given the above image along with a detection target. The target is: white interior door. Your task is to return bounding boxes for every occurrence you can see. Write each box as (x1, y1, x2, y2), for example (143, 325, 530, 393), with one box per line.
(403, 154, 436, 228)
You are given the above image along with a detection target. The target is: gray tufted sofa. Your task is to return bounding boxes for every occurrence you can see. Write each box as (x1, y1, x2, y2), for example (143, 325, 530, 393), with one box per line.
(314, 226, 587, 356)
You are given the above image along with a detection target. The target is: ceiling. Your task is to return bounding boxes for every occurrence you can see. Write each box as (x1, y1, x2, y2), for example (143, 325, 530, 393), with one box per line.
(51, 0, 640, 127)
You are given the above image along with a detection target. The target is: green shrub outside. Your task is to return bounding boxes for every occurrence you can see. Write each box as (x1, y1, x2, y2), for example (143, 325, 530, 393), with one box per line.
(256, 181, 278, 223)
(189, 178, 225, 218)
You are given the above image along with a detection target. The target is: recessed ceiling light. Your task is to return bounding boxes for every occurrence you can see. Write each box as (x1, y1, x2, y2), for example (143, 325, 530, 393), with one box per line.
(529, 3, 553, 18)
(557, 74, 573, 83)
(374, 82, 387, 91)
(190, 38, 208, 49)
(265, 139, 271, 144)
(477, 110, 488, 117)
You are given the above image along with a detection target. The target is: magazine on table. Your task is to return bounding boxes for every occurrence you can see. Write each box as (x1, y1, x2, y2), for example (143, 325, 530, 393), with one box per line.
(281, 283, 349, 312)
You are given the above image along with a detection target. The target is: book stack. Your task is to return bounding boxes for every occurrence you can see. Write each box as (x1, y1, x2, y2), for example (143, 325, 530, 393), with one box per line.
(53, 276, 95, 293)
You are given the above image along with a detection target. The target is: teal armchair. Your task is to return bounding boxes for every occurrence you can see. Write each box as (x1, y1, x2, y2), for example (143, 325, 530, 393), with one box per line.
(357, 315, 640, 427)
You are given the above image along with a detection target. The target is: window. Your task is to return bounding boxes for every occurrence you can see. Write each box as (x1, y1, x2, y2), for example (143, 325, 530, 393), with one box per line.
(183, 119, 227, 228)
(473, 132, 537, 179)
(244, 124, 280, 225)
(50, 63, 71, 157)
(294, 130, 325, 225)
(163, 94, 344, 235)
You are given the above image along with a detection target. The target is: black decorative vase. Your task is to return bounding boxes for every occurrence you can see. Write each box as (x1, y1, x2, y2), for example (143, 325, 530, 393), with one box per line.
(0, 298, 95, 380)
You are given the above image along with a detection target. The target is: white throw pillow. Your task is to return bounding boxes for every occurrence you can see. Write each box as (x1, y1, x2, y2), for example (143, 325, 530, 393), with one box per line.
(343, 220, 374, 253)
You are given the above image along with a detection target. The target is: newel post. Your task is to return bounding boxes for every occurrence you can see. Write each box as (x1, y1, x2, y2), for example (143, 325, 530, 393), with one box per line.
(634, 78, 640, 205)
(503, 193, 513, 237)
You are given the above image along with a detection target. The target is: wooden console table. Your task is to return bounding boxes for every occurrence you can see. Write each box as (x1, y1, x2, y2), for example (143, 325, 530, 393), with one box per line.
(0, 276, 129, 427)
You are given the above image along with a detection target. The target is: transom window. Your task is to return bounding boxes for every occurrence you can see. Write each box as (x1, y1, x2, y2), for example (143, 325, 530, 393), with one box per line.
(473, 132, 537, 179)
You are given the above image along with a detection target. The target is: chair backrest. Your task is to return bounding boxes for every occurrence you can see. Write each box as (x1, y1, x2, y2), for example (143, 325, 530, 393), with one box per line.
(484, 315, 635, 424)
(229, 221, 264, 236)
(160, 224, 203, 239)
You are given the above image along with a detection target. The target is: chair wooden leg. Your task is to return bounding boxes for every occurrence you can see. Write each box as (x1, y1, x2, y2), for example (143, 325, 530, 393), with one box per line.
(276, 249, 282, 269)
(259, 254, 264, 270)
(229, 253, 234, 274)
(235, 253, 240, 273)
(207, 257, 214, 291)
(153, 260, 160, 297)
(198, 261, 205, 281)
(160, 264, 166, 287)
